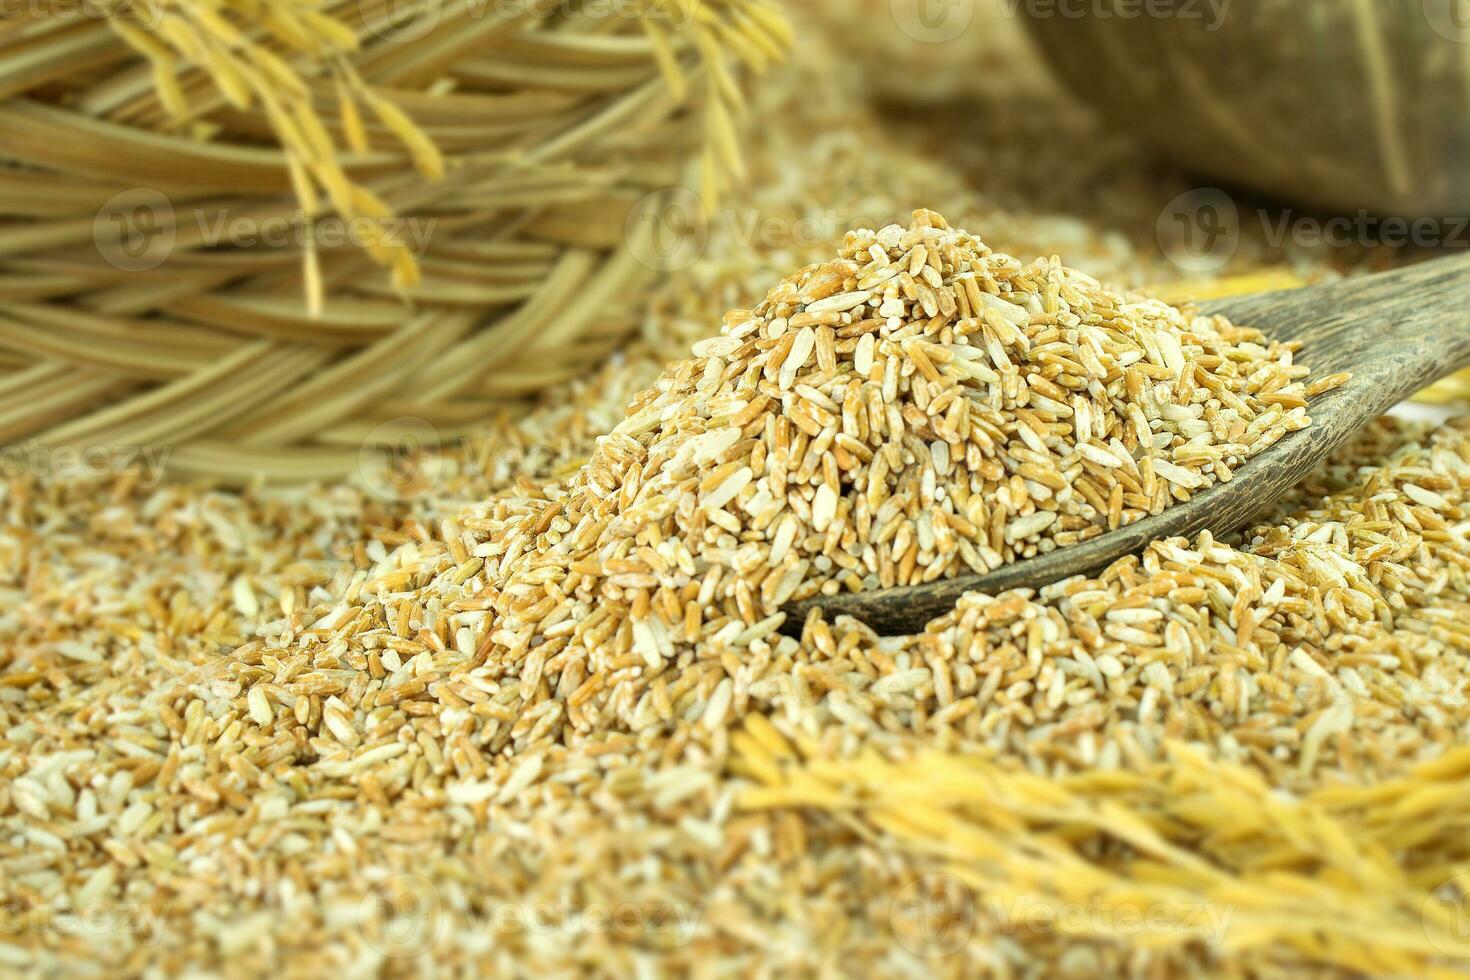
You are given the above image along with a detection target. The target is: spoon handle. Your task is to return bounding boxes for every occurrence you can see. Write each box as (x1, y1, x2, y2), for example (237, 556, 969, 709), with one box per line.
(1201, 254, 1470, 392)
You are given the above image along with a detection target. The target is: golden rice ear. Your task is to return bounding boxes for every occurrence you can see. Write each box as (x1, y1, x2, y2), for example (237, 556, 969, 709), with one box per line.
(366, 95, 443, 182)
(336, 81, 370, 156)
(642, 17, 689, 103)
(284, 153, 321, 219)
(103, 0, 779, 294)
(302, 235, 323, 318)
(736, 740, 1468, 975)
(150, 58, 189, 121)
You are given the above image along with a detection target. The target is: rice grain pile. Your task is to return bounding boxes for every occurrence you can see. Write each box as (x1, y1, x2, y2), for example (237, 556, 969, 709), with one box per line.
(218, 209, 1339, 771)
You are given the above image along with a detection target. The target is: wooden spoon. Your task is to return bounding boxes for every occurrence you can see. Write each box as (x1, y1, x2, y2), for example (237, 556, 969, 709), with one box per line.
(783, 254, 1470, 635)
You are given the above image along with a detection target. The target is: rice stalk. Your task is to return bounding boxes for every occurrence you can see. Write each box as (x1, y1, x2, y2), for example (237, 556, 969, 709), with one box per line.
(737, 722, 1470, 975)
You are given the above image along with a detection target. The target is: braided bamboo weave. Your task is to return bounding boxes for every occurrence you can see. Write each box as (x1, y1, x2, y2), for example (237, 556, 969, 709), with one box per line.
(0, 0, 788, 481)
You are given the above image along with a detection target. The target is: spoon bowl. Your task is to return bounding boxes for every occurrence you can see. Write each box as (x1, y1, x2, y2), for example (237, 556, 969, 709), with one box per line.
(784, 255, 1470, 634)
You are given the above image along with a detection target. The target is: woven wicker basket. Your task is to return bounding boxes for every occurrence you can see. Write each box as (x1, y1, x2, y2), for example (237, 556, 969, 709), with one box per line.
(0, 0, 788, 482)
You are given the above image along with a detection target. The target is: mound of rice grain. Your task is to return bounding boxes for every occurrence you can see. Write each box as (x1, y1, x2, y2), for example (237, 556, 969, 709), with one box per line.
(228, 209, 1332, 763)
